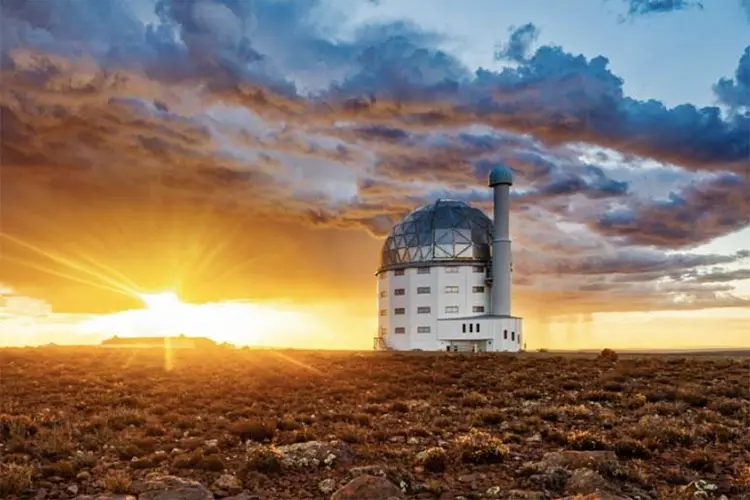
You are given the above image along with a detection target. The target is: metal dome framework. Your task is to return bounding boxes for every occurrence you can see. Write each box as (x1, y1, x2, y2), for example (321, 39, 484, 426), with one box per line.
(379, 199, 493, 273)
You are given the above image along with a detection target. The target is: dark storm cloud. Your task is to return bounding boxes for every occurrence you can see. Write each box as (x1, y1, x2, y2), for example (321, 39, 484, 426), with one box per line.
(554, 249, 750, 276)
(493, 23, 540, 63)
(713, 46, 750, 111)
(622, 0, 704, 17)
(596, 172, 750, 247)
(1, 0, 749, 315)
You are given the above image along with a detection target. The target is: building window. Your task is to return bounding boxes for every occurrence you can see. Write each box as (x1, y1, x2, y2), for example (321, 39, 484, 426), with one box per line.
(395, 327, 406, 334)
(417, 286, 431, 294)
(473, 266, 485, 273)
(503, 329, 508, 339)
(472, 306, 485, 313)
(445, 306, 459, 314)
(379, 291, 387, 298)
(445, 286, 459, 294)
(394, 288, 406, 296)
(476, 323, 480, 333)
(469, 323, 473, 333)
(380, 309, 387, 316)
(417, 267, 430, 274)
(417, 306, 431, 314)
(445, 267, 459, 274)
(511, 331, 516, 341)
(417, 326, 431, 333)
(462, 323, 466, 333)
(472, 286, 485, 293)
(394, 308, 405, 315)
(394, 269, 405, 276)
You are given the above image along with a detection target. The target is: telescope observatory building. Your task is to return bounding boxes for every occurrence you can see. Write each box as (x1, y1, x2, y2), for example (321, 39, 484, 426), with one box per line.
(375, 166, 523, 352)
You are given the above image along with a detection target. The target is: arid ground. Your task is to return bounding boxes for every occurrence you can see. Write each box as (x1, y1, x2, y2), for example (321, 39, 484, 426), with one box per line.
(1, 347, 749, 499)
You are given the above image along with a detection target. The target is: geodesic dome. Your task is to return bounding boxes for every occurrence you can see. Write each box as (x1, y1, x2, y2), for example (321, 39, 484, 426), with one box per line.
(379, 199, 493, 272)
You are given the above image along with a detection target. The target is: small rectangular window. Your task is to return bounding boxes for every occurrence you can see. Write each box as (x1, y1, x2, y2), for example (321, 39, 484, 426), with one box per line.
(476, 323, 480, 333)
(445, 306, 459, 313)
(472, 286, 485, 293)
(394, 269, 405, 276)
(380, 291, 387, 298)
(503, 329, 508, 339)
(472, 306, 485, 313)
(417, 326, 431, 333)
(469, 323, 473, 333)
(445, 286, 459, 294)
(395, 327, 406, 334)
(473, 266, 485, 273)
(417, 267, 431, 274)
(445, 267, 459, 274)
(394, 288, 406, 296)
(511, 331, 515, 341)
(416, 286, 431, 294)
(394, 308, 405, 315)
(462, 323, 466, 333)
(417, 306, 431, 314)
(380, 309, 387, 316)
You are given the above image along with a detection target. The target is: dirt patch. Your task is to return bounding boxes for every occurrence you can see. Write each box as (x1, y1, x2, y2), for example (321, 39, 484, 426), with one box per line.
(1, 347, 748, 499)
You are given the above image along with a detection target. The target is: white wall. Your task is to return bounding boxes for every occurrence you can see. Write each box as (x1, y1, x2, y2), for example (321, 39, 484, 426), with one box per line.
(377, 264, 491, 350)
(437, 316, 523, 352)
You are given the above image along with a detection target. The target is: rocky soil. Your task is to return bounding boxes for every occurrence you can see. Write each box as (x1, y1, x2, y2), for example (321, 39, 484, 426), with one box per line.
(1, 347, 749, 499)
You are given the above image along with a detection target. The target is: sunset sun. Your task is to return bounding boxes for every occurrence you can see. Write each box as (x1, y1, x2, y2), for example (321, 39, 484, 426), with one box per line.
(139, 291, 184, 314)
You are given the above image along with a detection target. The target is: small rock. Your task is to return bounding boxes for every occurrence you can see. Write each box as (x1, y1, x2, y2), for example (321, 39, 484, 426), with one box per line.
(276, 440, 355, 469)
(486, 486, 502, 497)
(565, 469, 614, 495)
(319, 478, 336, 494)
(407, 437, 420, 445)
(350, 465, 388, 478)
(76, 471, 92, 482)
(389, 436, 405, 443)
(213, 474, 242, 494)
(133, 474, 213, 500)
(331, 475, 405, 500)
(67, 484, 80, 495)
(204, 439, 219, 447)
(505, 491, 546, 499)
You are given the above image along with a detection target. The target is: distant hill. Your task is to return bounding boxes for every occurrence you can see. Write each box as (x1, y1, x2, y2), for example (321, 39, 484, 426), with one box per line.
(100, 335, 221, 349)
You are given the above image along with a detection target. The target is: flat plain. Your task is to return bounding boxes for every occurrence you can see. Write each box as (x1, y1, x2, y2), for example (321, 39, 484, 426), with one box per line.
(1, 347, 749, 499)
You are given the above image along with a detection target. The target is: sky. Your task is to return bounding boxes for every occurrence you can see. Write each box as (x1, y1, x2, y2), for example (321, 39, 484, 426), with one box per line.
(0, 0, 748, 350)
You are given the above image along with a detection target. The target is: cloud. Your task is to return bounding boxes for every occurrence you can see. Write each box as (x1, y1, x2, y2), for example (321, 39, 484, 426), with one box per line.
(618, 0, 750, 24)
(713, 46, 750, 112)
(621, 0, 704, 17)
(0, 0, 748, 322)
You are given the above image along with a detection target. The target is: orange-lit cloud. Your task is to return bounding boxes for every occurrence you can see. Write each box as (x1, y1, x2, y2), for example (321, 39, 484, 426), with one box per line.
(0, 0, 748, 348)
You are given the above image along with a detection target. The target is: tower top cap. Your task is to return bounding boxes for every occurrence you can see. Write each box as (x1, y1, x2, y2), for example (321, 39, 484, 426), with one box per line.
(489, 165, 513, 186)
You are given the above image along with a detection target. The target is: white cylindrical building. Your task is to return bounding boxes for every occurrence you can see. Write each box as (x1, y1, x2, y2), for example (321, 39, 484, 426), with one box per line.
(374, 166, 523, 352)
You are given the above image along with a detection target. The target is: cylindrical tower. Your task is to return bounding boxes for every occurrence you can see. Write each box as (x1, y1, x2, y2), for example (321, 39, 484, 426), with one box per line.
(489, 166, 513, 316)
